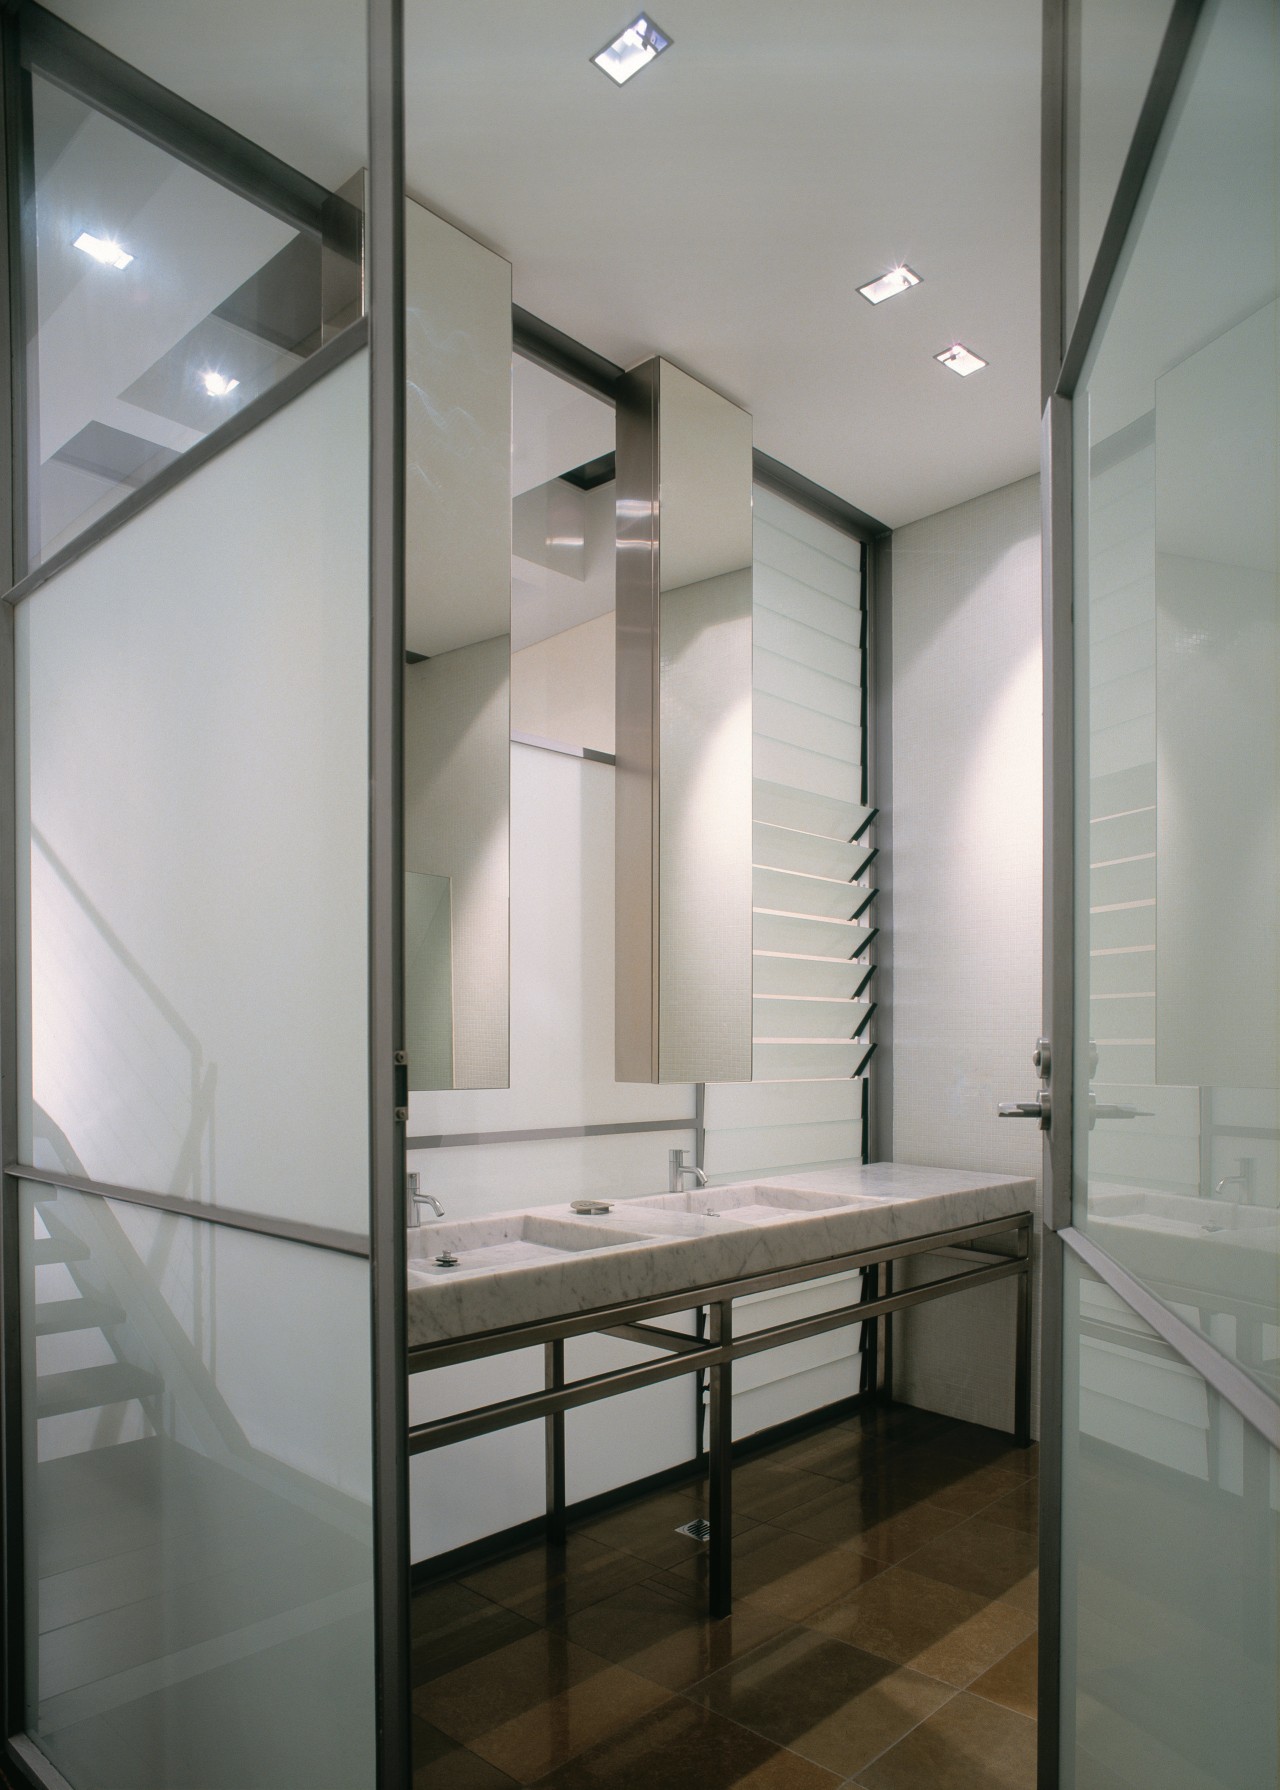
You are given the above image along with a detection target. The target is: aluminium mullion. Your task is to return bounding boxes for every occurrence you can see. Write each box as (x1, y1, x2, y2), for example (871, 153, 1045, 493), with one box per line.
(4, 320, 369, 604)
(0, 8, 26, 1747)
(1055, 0, 1207, 399)
(10, 1162, 371, 1257)
(17, 2, 349, 245)
(1061, 1226, 1280, 1450)
(366, 0, 410, 1785)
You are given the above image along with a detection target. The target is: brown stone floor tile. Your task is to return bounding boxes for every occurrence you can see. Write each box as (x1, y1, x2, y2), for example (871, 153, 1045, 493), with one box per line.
(693, 1625, 953, 1778)
(411, 1579, 539, 1684)
(732, 1455, 840, 1522)
(853, 1689, 1036, 1789)
(781, 1481, 966, 1564)
(459, 1532, 653, 1624)
(898, 1515, 1038, 1608)
(982, 1479, 1039, 1535)
(527, 1697, 843, 1789)
(903, 1458, 1032, 1519)
(805, 1566, 1037, 1688)
(672, 1523, 886, 1620)
(412, 1716, 520, 1788)
(969, 1634, 1038, 1718)
(580, 1484, 758, 1570)
(555, 1569, 793, 1690)
(417, 1629, 670, 1783)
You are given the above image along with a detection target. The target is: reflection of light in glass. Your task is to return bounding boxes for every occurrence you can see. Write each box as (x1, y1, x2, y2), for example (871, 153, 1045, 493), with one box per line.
(858, 266, 921, 305)
(201, 371, 240, 398)
(73, 231, 133, 269)
(592, 15, 672, 84)
(935, 343, 987, 377)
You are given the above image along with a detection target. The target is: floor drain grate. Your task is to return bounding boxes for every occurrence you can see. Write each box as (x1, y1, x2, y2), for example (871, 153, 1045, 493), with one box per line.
(675, 1517, 712, 1542)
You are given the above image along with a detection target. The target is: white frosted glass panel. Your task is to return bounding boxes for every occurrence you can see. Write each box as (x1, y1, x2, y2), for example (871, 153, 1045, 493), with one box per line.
(753, 734, 854, 805)
(17, 356, 370, 1232)
(1061, 1252, 1278, 1789)
(753, 780, 868, 842)
(1074, 0, 1280, 1380)
(753, 865, 866, 921)
(703, 1079, 856, 1130)
(752, 909, 872, 958)
(752, 1040, 867, 1082)
(753, 952, 870, 1000)
(753, 821, 865, 881)
(753, 995, 869, 1042)
(22, 1183, 375, 1789)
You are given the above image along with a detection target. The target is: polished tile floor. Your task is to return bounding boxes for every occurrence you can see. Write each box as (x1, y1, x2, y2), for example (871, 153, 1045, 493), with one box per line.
(412, 1404, 1038, 1789)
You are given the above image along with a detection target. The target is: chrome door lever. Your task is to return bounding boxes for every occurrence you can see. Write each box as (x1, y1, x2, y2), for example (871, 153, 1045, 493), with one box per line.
(998, 1092, 1051, 1128)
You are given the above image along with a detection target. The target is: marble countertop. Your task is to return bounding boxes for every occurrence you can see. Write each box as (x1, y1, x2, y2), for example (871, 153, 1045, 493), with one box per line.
(406, 1161, 1035, 1350)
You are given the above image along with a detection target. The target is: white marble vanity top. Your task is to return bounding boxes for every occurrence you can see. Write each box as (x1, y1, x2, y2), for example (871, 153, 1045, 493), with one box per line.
(406, 1161, 1035, 1348)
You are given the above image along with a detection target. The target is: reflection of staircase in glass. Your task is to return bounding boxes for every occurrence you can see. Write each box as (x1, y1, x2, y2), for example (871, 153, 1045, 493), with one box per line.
(33, 1191, 161, 1427)
(27, 1185, 375, 1786)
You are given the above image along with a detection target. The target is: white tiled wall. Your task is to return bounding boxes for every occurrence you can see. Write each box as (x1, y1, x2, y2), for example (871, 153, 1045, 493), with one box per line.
(889, 474, 1044, 1434)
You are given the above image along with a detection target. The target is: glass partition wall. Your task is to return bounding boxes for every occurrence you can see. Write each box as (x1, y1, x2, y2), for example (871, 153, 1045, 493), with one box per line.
(0, 5, 410, 1789)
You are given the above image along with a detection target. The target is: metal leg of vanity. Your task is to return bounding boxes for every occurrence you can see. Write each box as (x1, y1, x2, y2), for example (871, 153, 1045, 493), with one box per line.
(409, 1210, 1034, 1618)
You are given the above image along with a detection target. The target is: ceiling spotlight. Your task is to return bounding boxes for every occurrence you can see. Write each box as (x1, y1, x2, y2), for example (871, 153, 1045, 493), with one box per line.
(592, 15, 671, 84)
(858, 266, 921, 305)
(73, 231, 133, 270)
(201, 371, 240, 397)
(935, 343, 987, 377)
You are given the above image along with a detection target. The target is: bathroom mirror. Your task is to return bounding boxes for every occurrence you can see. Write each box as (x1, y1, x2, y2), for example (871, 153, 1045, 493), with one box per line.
(403, 199, 512, 1089)
(510, 357, 616, 756)
(616, 358, 755, 1083)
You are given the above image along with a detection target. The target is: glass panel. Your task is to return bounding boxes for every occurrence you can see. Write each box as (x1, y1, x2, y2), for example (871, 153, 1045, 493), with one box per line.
(21, 1183, 375, 1789)
(16, 351, 370, 1234)
(1060, 1250, 1279, 1787)
(24, 59, 363, 567)
(1065, 0, 1176, 331)
(509, 354, 616, 757)
(1073, 0, 1280, 1392)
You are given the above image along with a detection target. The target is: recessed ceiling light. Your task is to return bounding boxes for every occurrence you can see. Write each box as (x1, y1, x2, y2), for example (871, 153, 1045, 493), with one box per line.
(591, 15, 671, 84)
(935, 343, 987, 377)
(73, 231, 133, 270)
(201, 371, 239, 397)
(858, 266, 921, 305)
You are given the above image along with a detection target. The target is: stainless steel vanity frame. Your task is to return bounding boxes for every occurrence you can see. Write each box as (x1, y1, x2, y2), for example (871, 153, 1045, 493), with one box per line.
(408, 1209, 1033, 1617)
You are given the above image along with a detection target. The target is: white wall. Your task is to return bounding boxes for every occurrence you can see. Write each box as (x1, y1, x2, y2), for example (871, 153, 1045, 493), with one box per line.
(890, 474, 1043, 1433)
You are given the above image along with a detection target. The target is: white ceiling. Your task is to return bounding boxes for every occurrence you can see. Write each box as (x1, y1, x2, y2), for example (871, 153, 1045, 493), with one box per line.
(50, 0, 1048, 528)
(402, 0, 1044, 529)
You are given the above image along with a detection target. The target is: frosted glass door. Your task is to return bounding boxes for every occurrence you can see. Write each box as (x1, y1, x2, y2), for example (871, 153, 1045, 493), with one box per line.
(1056, 0, 1280, 1782)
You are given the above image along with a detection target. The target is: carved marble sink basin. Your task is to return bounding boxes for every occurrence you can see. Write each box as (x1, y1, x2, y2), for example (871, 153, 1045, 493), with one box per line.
(630, 1185, 882, 1224)
(407, 1213, 653, 1275)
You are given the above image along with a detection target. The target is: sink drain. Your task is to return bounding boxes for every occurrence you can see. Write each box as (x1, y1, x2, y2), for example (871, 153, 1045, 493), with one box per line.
(675, 1517, 712, 1542)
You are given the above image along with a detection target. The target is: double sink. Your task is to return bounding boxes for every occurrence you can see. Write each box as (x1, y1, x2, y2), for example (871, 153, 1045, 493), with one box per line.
(407, 1184, 885, 1278)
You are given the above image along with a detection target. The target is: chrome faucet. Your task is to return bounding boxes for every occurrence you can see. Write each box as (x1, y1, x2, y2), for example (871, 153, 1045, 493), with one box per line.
(1213, 1158, 1255, 1203)
(669, 1148, 708, 1194)
(407, 1171, 444, 1229)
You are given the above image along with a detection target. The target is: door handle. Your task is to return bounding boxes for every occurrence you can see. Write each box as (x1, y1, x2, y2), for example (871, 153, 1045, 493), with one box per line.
(998, 1092, 1051, 1128)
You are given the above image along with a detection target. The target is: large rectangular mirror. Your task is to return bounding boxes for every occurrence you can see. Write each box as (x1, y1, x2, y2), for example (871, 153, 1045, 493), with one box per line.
(615, 358, 754, 1083)
(403, 200, 512, 1089)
